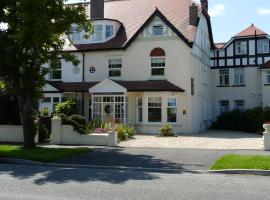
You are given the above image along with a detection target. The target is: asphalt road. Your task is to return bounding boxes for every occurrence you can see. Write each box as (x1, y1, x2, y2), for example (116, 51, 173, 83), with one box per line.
(0, 164, 270, 200)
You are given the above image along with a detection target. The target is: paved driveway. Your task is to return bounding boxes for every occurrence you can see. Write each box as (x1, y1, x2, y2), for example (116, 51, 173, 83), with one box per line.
(119, 130, 263, 150)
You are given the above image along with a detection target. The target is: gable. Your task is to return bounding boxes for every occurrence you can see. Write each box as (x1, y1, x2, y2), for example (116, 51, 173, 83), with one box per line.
(89, 79, 127, 93)
(43, 83, 60, 92)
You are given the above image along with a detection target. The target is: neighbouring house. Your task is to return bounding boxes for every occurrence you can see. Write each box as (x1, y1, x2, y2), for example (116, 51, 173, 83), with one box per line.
(39, 0, 215, 134)
(212, 24, 270, 117)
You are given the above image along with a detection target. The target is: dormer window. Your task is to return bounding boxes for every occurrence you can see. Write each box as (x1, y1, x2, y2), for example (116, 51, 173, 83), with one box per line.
(235, 41, 247, 55)
(93, 25, 103, 41)
(258, 39, 269, 54)
(71, 26, 80, 41)
(106, 25, 114, 38)
(152, 25, 164, 36)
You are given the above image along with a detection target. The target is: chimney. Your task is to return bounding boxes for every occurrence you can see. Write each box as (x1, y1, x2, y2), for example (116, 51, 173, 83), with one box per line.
(91, 0, 104, 19)
(200, 0, 208, 11)
(189, 3, 198, 26)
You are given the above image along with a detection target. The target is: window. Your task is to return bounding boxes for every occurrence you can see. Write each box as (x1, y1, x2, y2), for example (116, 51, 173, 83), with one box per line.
(219, 69, 229, 86)
(234, 68, 245, 85)
(71, 26, 80, 41)
(151, 57, 165, 76)
(219, 100, 229, 114)
(167, 98, 177, 123)
(43, 97, 51, 103)
(89, 66, 96, 74)
(136, 98, 143, 123)
(234, 100, 245, 111)
(258, 39, 269, 54)
(152, 25, 164, 35)
(53, 97, 60, 111)
(267, 71, 270, 84)
(50, 61, 62, 80)
(93, 25, 103, 41)
(106, 25, 114, 38)
(235, 41, 247, 55)
(191, 78, 194, 95)
(148, 97, 162, 122)
(108, 59, 122, 78)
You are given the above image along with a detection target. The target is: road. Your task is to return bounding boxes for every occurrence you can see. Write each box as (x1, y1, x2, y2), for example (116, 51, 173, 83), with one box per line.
(0, 164, 270, 200)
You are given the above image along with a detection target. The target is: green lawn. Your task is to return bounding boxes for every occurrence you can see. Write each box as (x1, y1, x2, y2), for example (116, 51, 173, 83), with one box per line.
(211, 154, 270, 170)
(0, 145, 92, 162)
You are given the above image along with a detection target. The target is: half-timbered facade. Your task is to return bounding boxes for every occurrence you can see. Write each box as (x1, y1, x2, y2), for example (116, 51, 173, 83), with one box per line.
(211, 24, 270, 117)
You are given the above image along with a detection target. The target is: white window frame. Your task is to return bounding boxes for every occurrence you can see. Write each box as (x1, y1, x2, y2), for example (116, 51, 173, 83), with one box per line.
(105, 25, 114, 39)
(151, 57, 166, 78)
(93, 25, 103, 42)
(152, 24, 164, 36)
(50, 61, 62, 81)
(234, 68, 245, 85)
(147, 97, 162, 123)
(257, 39, 269, 54)
(136, 97, 143, 123)
(219, 100, 229, 114)
(234, 100, 245, 111)
(108, 59, 122, 79)
(167, 98, 177, 123)
(235, 41, 247, 55)
(219, 69, 229, 86)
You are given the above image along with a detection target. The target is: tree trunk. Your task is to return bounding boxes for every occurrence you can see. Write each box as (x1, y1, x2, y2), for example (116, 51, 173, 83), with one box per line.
(18, 95, 36, 148)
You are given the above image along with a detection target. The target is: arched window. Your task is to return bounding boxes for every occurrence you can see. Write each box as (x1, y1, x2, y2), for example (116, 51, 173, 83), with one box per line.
(150, 48, 166, 77)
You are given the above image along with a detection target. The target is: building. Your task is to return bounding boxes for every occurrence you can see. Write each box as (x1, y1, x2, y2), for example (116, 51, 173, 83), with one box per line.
(40, 0, 215, 134)
(211, 24, 270, 117)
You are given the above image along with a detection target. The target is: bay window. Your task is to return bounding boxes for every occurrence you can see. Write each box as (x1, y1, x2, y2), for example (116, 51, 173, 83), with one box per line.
(108, 59, 122, 78)
(148, 97, 162, 122)
(167, 98, 177, 123)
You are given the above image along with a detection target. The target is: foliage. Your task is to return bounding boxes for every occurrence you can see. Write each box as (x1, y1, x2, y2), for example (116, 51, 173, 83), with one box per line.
(116, 124, 136, 141)
(160, 124, 174, 136)
(56, 113, 86, 135)
(94, 128, 110, 134)
(211, 154, 270, 170)
(42, 107, 49, 116)
(0, 145, 92, 162)
(0, 90, 21, 125)
(0, 0, 92, 148)
(55, 99, 77, 116)
(86, 119, 103, 133)
(211, 107, 270, 133)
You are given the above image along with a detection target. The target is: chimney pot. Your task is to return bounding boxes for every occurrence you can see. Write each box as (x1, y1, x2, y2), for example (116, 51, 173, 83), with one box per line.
(91, 0, 104, 19)
(189, 4, 198, 26)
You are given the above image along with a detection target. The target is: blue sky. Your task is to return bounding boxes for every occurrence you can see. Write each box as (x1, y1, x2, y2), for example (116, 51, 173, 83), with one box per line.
(53, 1, 270, 43)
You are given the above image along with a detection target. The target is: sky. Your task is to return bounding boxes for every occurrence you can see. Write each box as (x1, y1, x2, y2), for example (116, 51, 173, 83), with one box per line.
(2, 0, 270, 43)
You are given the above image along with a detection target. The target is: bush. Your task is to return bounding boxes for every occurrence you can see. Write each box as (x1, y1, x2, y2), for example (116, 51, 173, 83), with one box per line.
(211, 107, 270, 133)
(86, 119, 103, 133)
(56, 113, 86, 135)
(69, 115, 86, 127)
(116, 124, 136, 141)
(160, 124, 174, 136)
(55, 99, 77, 116)
(0, 91, 21, 125)
(42, 107, 49, 116)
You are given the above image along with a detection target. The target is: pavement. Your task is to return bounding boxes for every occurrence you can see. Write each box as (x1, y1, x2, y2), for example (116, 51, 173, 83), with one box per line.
(120, 130, 263, 149)
(0, 163, 270, 200)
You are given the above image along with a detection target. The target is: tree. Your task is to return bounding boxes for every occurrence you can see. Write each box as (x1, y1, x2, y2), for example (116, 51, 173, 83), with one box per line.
(0, 0, 92, 148)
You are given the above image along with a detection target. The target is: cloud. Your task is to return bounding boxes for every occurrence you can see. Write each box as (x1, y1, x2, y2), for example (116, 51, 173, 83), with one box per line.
(209, 4, 226, 17)
(257, 8, 270, 15)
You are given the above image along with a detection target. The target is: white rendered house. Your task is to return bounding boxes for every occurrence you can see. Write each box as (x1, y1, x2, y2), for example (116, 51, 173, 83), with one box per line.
(40, 0, 215, 134)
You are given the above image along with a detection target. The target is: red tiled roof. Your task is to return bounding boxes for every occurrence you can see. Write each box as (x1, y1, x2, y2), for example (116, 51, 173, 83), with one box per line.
(234, 24, 267, 38)
(215, 42, 226, 49)
(46, 80, 185, 92)
(65, 0, 206, 51)
(260, 60, 270, 69)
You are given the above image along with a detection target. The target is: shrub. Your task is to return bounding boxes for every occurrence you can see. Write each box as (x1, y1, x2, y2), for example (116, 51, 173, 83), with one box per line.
(211, 107, 270, 134)
(94, 128, 110, 133)
(56, 113, 86, 135)
(116, 124, 136, 141)
(69, 115, 86, 127)
(0, 91, 21, 125)
(86, 119, 103, 133)
(42, 107, 49, 116)
(55, 99, 77, 116)
(160, 124, 174, 136)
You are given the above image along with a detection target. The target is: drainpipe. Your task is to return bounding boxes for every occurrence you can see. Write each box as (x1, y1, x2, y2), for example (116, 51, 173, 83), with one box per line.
(82, 51, 85, 116)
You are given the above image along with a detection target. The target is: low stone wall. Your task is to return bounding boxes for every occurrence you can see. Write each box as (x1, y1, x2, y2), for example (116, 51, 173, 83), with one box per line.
(51, 116, 117, 146)
(0, 125, 38, 143)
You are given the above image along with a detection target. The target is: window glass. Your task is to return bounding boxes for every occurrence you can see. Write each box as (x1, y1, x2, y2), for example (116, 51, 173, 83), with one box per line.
(108, 59, 122, 78)
(43, 97, 51, 103)
(93, 25, 103, 41)
(234, 68, 245, 85)
(167, 98, 177, 123)
(234, 100, 245, 111)
(219, 69, 229, 86)
(235, 41, 247, 55)
(151, 57, 165, 77)
(152, 25, 164, 35)
(258, 39, 269, 54)
(191, 78, 194, 95)
(106, 25, 114, 38)
(89, 66, 96, 74)
(50, 61, 61, 80)
(148, 97, 162, 122)
(71, 26, 80, 41)
(219, 100, 229, 114)
(137, 98, 143, 123)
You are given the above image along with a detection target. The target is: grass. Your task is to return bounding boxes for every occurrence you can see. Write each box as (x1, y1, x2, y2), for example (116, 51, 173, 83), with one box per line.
(0, 145, 92, 162)
(211, 154, 270, 170)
